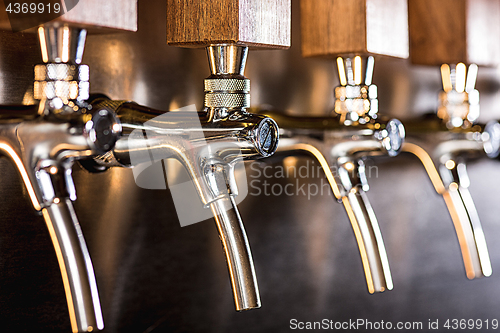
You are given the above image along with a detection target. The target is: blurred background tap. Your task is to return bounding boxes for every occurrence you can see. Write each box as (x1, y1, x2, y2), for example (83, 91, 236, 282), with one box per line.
(0, 1, 136, 331)
(401, 0, 500, 280)
(257, 0, 409, 295)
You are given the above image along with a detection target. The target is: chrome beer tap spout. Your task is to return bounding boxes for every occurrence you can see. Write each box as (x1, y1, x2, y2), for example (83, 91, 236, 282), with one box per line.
(85, 44, 279, 311)
(402, 63, 494, 279)
(258, 56, 405, 294)
(0, 24, 121, 333)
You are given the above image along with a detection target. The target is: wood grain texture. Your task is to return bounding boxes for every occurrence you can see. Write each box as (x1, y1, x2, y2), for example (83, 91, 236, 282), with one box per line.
(59, 0, 137, 31)
(0, 0, 137, 32)
(0, 2, 10, 30)
(366, 0, 408, 58)
(409, 0, 467, 66)
(166, 0, 291, 48)
(466, 0, 500, 66)
(409, 0, 500, 66)
(300, 0, 408, 58)
(239, 0, 290, 47)
(301, 0, 366, 57)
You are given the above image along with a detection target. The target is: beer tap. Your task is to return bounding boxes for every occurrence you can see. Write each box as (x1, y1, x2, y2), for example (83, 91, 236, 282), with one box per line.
(256, 0, 409, 294)
(0, 2, 137, 331)
(404, 0, 500, 279)
(0, 26, 118, 333)
(80, 0, 290, 312)
(259, 57, 404, 294)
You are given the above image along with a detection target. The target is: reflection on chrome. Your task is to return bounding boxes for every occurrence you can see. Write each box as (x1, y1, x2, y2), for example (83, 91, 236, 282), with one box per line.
(85, 44, 279, 312)
(0, 24, 121, 333)
(402, 63, 494, 280)
(257, 56, 405, 294)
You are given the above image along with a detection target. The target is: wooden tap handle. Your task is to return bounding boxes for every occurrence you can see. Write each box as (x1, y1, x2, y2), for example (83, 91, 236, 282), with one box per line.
(409, 0, 500, 67)
(300, 0, 409, 58)
(0, 0, 137, 33)
(166, 0, 291, 49)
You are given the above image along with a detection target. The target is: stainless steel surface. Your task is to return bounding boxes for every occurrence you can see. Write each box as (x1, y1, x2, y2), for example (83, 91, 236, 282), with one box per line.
(251, 57, 403, 294)
(437, 64, 479, 128)
(36, 25, 90, 114)
(403, 127, 493, 279)
(210, 195, 260, 311)
(204, 45, 251, 113)
(0, 105, 115, 333)
(42, 199, 104, 333)
(2, 0, 500, 332)
(343, 187, 390, 293)
(207, 44, 248, 76)
(0, 24, 120, 332)
(402, 63, 493, 280)
(259, 109, 400, 294)
(39, 25, 87, 64)
(86, 98, 274, 311)
(334, 56, 378, 124)
(87, 43, 279, 312)
(34, 63, 90, 102)
(443, 161, 491, 278)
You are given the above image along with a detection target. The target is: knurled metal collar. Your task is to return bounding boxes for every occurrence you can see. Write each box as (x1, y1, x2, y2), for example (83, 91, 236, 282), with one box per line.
(35, 64, 89, 81)
(204, 78, 250, 92)
(204, 78, 250, 109)
(34, 63, 89, 102)
(335, 85, 377, 100)
(334, 84, 378, 122)
(437, 89, 480, 128)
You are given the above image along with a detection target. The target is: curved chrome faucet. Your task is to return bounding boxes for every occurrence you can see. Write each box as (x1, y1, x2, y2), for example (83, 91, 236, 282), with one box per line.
(83, 44, 279, 311)
(0, 25, 121, 332)
(257, 56, 405, 294)
(402, 63, 493, 279)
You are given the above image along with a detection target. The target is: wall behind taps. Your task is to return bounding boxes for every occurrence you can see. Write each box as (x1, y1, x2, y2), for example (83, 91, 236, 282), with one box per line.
(2, 0, 500, 332)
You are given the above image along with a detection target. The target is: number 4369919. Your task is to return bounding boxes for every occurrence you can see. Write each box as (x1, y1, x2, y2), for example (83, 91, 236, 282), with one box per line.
(5, 3, 61, 14)
(444, 319, 499, 330)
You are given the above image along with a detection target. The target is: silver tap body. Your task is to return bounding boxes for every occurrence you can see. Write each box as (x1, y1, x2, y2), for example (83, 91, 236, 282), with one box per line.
(89, 44, 279, 312)
(402, 63, 492, 279)
(404, 127, 492, 279)
(207, 44, 247, 76)
(0, 105, 119, 333)
(275, 117, 403, 293)
(334, 56, 378, 125)
(253, 56, 404, 294)
(0, 24, 121, 332)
